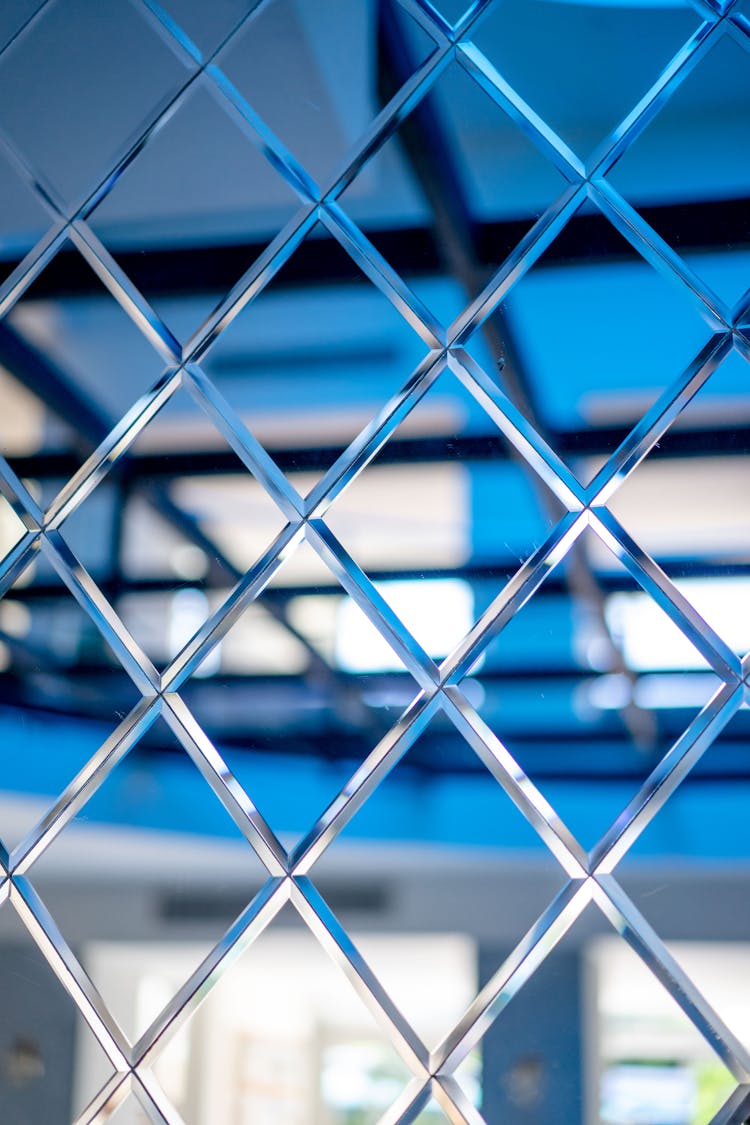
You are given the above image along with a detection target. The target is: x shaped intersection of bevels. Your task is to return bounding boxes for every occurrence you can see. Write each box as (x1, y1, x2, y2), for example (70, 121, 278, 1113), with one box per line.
(0, 0, 749, 1121)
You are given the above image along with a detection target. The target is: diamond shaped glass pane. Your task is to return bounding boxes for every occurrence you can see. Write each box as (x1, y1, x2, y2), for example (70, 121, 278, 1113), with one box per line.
(309, 713, 569, 1047)
(469, 524, 722, 852)
(472, 0, 700, 161)
(217, 0, 437, 187)
(5, 243, 167, 421)
(464, 200, 713, 484)
(608, 33, 750, 309)
(67, 380, 291, 669)
(200, 219, 430, 483)
(26, 711, 269, 1044)
(0, 556, 144, 853)
(88, 80, 302, 338)
(0, 898, 116, 1120)
(322, 366, 561, 655)
(0, 0, 191, 209)
(145, 903, 417, 1123)
(338, 54, 569, 329)
(186, 536, 423, 845)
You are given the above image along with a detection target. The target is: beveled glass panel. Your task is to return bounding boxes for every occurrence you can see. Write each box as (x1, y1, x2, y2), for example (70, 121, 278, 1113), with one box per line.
(0, 0, 746, 1121)
(338, 51, 569, 330)
(199, 219, 431, 484)
(87, 81, 303, 339)
(0, 0, 191, 209)
(141, 904, 420, 1124)
(25, 711, 270, 1045)
(463, 201, 714, 485)
(0, 898, 117, 1122)
(471, 0, 700, 161)
(216, 0, 437, 187)
(608, 32, 750, 309)
(5, 245, 168, 420)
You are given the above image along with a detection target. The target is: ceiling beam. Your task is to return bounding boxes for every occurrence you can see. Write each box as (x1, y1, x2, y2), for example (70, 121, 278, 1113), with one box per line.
(7, 421, 750, 483)
(1, 196, 746, 300)
(7, 558, 748, 603)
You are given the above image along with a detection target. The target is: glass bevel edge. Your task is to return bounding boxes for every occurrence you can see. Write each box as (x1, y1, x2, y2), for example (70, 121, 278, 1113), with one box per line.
(439, 687, 589, 876)
(592, 874, 750, 1082)
(133, 875, 289, 1068)
(8, 877, 131, 1067)
(11, 696, 162, 876)
(590, 679, 743, 873)
(160, 693, 288, 875)
(290, 874, 431, 1076)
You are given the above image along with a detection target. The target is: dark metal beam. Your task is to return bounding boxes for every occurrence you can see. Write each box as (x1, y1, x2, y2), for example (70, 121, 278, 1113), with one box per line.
(8, 558, 747, 603)
(0, 324, 110, 447)
(7, 422, 750, 483)
(0, 664, 668, 688)
(0, 682, 745, 780)
(3, 197, 747, 300)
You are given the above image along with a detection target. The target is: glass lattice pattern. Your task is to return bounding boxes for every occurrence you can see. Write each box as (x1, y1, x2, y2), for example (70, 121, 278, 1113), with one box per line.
(0, 0, 749, 1121)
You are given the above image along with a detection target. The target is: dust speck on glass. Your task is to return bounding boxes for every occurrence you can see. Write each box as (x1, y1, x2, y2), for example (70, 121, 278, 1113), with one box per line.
(0, 0, 748, 1122)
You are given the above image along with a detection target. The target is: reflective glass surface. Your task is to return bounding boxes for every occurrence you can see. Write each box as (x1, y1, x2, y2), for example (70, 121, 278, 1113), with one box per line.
(0, 2, 748, 1122)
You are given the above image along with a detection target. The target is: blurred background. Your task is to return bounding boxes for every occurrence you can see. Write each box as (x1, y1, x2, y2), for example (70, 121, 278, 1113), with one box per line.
(0, 0, 748, 1121)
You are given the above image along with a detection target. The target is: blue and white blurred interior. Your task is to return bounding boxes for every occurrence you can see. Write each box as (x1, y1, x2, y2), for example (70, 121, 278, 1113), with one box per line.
(0, 0, 749, 1121)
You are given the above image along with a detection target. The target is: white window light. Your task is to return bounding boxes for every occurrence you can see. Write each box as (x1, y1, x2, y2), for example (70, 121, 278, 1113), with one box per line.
(335, 578, 474, 674)
(605, 577, 750, 673)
